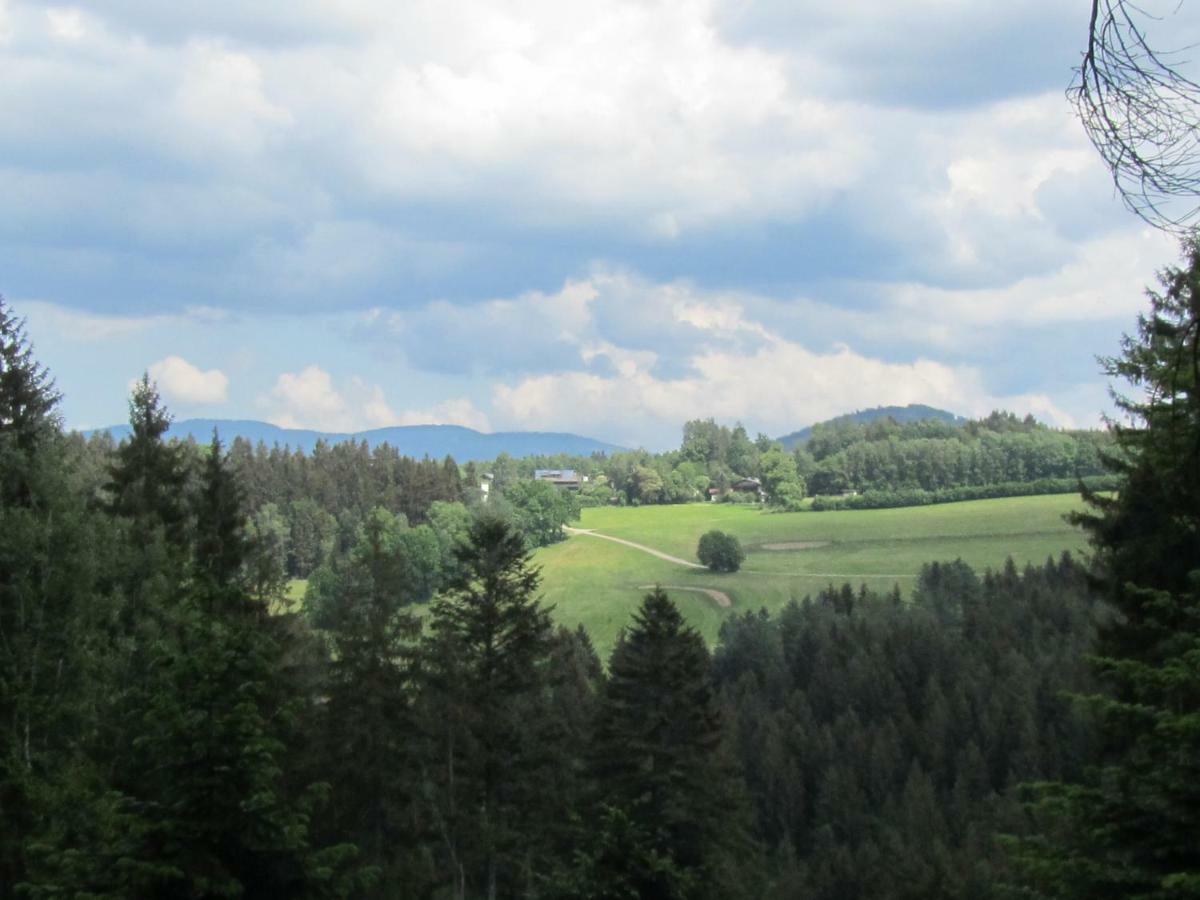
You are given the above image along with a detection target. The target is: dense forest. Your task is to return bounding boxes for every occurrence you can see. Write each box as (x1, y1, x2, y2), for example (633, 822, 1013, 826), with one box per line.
(2, 241, 1198, 899)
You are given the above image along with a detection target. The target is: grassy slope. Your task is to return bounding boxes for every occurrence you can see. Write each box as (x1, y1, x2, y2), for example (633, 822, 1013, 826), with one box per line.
(535, 494, 1090, 658)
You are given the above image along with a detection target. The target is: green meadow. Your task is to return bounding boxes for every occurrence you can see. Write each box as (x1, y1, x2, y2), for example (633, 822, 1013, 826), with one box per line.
(535, 494, 1091, 657)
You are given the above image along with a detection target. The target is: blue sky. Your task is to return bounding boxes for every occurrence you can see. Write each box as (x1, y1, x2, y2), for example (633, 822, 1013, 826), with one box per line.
(2, 0, 1192, 448)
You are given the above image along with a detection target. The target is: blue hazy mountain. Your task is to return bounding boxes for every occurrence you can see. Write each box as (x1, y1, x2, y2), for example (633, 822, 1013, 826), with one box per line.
(777, 404, 966, 449)
(88, 419, 627, 461)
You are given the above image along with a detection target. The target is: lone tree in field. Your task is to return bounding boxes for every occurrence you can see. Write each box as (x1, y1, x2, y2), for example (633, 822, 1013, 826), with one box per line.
(697, 530, 744, 573)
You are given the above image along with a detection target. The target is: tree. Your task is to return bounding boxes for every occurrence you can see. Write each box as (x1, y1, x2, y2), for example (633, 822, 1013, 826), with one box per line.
(501, 479, 579, 547)
(1072, 0, 1200, 231)
(0, 296, 100, 894)
(698, 530, 745, 573)
(318, 505, 426, 894)
(244, 502, 291, 608)
(420, 515, 558, 900)
(586, 588, 756, 899)
(1007, 243, 1200, 897)
(759, 448, 806, 510)
(105, 374, 190, 548)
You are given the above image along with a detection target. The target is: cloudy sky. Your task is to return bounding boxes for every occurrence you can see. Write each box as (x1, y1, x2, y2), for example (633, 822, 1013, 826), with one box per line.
(2, 0, 1192, 448)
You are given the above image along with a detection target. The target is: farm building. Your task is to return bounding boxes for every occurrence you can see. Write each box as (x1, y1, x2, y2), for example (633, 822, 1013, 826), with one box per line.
(534, 468, 585, 490)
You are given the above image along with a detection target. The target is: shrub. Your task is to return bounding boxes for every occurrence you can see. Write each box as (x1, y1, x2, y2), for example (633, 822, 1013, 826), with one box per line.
(697, 530, 744, 573)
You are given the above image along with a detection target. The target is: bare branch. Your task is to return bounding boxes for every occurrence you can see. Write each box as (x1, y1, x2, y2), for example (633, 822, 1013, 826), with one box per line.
(1070, 0, 1200, 232)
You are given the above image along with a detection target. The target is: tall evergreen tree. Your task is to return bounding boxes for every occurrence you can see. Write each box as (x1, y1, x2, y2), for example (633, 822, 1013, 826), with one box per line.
(0, 296, 100, 897)
(419, 514, 557, 900)
(1008, 243, 1200, 898)
(105, 374, 189, 546)
(585, 588, 757, 899)
(318, 507, 427, 895)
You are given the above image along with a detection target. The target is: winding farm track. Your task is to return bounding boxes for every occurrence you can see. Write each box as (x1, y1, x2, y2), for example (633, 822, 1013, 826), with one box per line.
(638, 584, 732, 609)
(564, 526, 706, 569)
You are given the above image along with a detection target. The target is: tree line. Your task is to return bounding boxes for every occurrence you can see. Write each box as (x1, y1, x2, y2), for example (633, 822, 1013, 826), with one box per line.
(474, 412, 1113, 510)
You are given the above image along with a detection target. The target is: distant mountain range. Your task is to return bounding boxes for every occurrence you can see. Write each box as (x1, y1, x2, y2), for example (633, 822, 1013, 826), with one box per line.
(777, 404, 967, 449)
(86, 419, 627, 462)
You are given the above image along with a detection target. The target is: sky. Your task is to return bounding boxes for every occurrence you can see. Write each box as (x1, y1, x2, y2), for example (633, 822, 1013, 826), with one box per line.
(2, 0, 1194, 449)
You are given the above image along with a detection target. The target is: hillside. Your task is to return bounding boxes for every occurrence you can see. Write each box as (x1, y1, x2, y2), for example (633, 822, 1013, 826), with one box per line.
(777, 403, 966, 449)
(87, 418, 627, 461)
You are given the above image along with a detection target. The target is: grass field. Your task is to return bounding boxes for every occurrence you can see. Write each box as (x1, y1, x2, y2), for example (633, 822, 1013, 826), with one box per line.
(535, 494, 1092, 658)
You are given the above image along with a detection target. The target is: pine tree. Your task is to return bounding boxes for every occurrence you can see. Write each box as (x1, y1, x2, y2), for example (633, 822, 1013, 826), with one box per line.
(1008, 242, 1200, 898)
(586, 587, 757, 899)
(419, 514, 557, 900)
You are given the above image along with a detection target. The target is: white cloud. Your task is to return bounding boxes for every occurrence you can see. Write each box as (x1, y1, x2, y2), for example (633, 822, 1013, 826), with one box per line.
(266, 365, 349, 430)
(147, 355, 229, 404)
(170, 40, 293, 161)
(45, 7, 85, 41)
(265, 365, 412, 432)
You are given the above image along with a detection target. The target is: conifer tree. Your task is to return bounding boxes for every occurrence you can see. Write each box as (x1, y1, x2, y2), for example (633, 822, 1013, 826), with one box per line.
(1009, 242, 1200, 897)
(420, 514, 556, 900)
(586, 587, 757, 899)
(106, 374, 189, 547)
(318, 507, 426, 894)
(0, 296, 99, 896)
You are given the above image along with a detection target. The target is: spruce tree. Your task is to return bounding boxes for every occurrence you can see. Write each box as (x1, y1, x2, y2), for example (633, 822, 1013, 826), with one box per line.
(586, 587, 757, 899)
(106, 374, 189, 546)
(0, 296, 99, 896)
(419, 514, 557, 900)
(1008, 242, 1200, 898)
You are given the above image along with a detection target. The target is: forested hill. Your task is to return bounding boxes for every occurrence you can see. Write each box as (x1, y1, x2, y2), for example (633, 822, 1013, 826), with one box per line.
(87, 418, 626, 461)
(778, 404, 967, 449)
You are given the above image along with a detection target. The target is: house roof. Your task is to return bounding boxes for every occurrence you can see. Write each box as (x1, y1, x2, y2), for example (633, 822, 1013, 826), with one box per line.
(535, 468, 579, 480)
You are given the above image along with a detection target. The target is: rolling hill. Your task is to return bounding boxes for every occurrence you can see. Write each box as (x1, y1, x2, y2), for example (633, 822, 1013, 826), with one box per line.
(776, 404, 966, 449)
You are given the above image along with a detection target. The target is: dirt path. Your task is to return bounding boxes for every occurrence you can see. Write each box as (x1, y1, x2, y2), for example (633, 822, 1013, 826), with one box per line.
(564, 526, 706, 569)
(638, 584, 731, 608)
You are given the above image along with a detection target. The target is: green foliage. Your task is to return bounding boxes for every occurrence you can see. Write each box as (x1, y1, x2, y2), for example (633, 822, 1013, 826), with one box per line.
(697, 530, 744, 573)
(105, 374, 190, 547)
(587, 588, 758, 899)
(714, 557, 1100, 899)
(0, 296, 104, 893)
(420, 515, 560, 898)
(244, 502, 291, 607)
(500, 477, 581, 547)
(759, 448, 806, 510)
(316, 503, 425, 894)
(810, 475, 1122, 511)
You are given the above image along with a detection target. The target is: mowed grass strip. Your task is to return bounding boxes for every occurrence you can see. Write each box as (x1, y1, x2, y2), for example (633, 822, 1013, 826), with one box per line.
(535, 494, 1091, 658)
